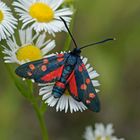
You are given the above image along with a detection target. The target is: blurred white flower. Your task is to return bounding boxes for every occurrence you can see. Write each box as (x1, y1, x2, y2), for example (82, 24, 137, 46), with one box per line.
(84, 126, 95, 140)
(83, 123, 125, 140)
(94, 123, 114, 139)
(2, 28, 55, 64)
(39, 55, 100, 113)
(13, 0, 73, 36)
(0, 1, 17, 40)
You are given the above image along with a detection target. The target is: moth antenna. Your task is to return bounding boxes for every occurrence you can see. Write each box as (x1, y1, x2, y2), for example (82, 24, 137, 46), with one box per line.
(60, 17, 78, 48)
(80, 38, 115, 50)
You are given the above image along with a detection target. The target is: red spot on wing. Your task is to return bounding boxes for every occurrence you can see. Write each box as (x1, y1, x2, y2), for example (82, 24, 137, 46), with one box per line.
(27, 72, 32, 76)
(86, 100, 91, 104)
(57, 53, 64, 57)
(81, 63, 86, 70)
(89, 93, 95, 99)
(68, 72, 78, 97)
(41, 65, 64, 82)
(43, 59, 49, 64)
(41, 65, 47, 71)
(80, 84, 87, 90)
(29, 64, 35, 70)
(86, 78, 90, 84)
(57, 58, 64, 62)
(78, 66, 83, 72)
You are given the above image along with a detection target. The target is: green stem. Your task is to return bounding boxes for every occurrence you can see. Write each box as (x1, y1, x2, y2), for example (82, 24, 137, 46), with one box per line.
(32, 100, 48, 140)
(26, 80, 48, 140)
(3, 63, 49, 140)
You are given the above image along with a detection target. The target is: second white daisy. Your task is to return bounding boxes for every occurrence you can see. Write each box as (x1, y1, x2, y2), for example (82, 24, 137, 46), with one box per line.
(39, 83, 87, 113)
(2, 28, 55, 64)
(13, 0, 73, 35)
(83, 123, 125, 140)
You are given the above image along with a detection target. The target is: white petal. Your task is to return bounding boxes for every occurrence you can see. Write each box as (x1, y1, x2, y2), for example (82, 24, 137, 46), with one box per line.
(92, 80, 100, 87)
(89, 70, 99, 79)
(82, 57, 88, 64)
(41, 40, 55, 55)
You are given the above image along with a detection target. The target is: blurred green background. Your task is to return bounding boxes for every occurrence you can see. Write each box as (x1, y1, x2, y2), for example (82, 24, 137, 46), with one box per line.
(0, 0, 140, 139)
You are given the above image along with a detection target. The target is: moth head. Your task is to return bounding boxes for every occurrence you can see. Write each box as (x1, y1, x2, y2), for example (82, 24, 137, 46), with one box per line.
(71, 48, 81, 56)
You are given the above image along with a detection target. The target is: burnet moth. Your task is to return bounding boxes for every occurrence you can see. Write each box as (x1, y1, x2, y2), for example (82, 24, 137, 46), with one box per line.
(16, 17, 114, 112)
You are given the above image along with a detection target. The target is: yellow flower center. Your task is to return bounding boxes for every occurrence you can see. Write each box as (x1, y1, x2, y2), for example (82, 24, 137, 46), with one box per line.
(0, 10, 4, 22)
(29, 2, 54, 22)
(16, 45, 42, 62)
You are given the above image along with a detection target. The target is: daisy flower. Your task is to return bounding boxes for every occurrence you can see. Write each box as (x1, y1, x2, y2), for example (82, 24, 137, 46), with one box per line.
(2, 28, 55, 64)
(39, 55, 100, 113)
(0, 1, 17, 41)
(83, 123, 125, 140)
(13, 0, 73, 35)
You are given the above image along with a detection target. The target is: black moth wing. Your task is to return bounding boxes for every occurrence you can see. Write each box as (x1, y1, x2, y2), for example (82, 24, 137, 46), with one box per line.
(67, 57, 100, 112)
(15, 53, 69, 83)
